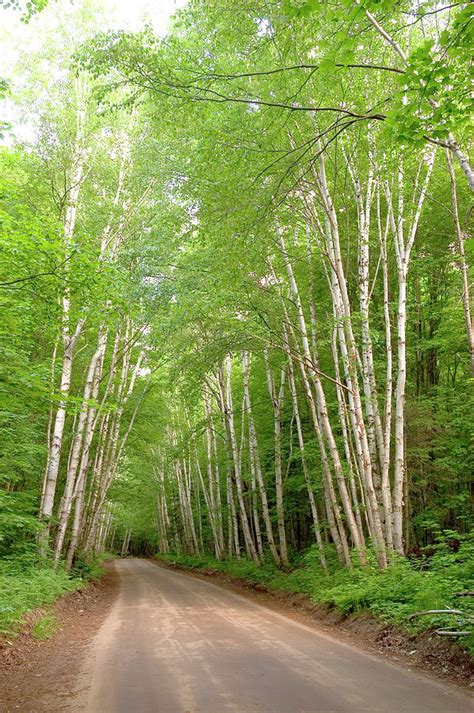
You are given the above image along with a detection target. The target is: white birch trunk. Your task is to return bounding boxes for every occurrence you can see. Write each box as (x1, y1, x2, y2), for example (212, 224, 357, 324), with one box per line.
(264, 352, 289, 567)
(277, 233, 366, 566)
(215, 368, 240, 558)
(377, 183, 394, 548)
(204, 388, 225, 555)
(54, 329, 108, 565)
(224, 354, 259, 564)
(287, 354, 328, 573)
(311, 154, 387, 567)
(38, 79, 90, 552)
(65, 326, 108, 569)
(446, 149, 474, 375)
(385, 150, 435, 554)
(242, 352, 281, 566)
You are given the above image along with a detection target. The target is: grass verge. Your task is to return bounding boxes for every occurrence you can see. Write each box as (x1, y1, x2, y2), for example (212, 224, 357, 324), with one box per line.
(32, 611, 57, 640)
(0, 566, 81, 635)
(0, 551, 112, 636)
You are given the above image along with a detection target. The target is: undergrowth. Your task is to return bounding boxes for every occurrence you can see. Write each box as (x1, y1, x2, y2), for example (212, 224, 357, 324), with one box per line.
(0, 550, 111, 635)
(32, 611, 57, 640)
(70, 550, 113, 580)
(157, 531, 474, 652)
(0, 564, 81, 635)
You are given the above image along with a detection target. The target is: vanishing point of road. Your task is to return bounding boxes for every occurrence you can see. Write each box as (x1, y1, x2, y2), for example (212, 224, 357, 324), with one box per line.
(75, 558, 473, 713)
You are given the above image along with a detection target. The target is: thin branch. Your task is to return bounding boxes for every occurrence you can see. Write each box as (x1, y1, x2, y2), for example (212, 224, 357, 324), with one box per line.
(0, 252, 76, 288)
(198, 62, 404, 80)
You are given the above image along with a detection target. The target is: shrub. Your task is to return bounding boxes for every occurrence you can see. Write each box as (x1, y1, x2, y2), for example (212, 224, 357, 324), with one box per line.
(70, 551, 111, 581)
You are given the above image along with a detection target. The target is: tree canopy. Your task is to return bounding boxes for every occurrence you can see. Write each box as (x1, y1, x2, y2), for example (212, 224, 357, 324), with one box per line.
(0, 0, 472, 612)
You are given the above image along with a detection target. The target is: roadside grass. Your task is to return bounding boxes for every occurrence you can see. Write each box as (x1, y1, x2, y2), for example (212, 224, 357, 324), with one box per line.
(157, 532, 474, 652)
(0, 550, 112, 636)
(0, 565, 82, 635)
(32, 611, 57, 640)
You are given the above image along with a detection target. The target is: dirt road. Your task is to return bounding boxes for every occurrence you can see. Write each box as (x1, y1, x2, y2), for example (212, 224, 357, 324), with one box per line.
(75, 558, 472, 713)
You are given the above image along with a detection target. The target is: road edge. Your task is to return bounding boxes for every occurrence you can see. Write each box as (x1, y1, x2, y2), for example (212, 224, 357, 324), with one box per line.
(152, 558, 473, 692)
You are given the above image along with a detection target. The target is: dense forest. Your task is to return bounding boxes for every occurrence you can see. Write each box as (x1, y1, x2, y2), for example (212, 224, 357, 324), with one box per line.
(1, 0, 472, 634)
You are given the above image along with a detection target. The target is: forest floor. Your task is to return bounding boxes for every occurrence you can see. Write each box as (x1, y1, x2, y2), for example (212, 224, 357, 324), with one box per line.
(155, 559, 474, 690)
(0, 563, 118, 713)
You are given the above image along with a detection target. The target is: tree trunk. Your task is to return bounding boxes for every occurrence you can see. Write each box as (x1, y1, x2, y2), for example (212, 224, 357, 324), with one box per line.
(223, 355, 260, 564)
(242, 352, 281, 566)
(287, 354, 328, 573)
(446, 149, 474, 375)
(264, 352, 289, 567)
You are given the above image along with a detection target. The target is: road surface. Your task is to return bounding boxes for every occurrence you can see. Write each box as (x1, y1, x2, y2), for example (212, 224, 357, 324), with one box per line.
(76, 558, 472, 712)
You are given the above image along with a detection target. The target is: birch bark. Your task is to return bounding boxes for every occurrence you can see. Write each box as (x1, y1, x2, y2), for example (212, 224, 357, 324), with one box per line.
(277, 232, 366, 566)
(223, 354, 260, 564)
(54, 329, 108, 565)
(446, 150, 474, 375)
(39, 79, 89, 553)
(264, 352, 289, 567)
(286, 354, 328, 573)
(385, 150, 435, 553)
(242, 352, 281, 566)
